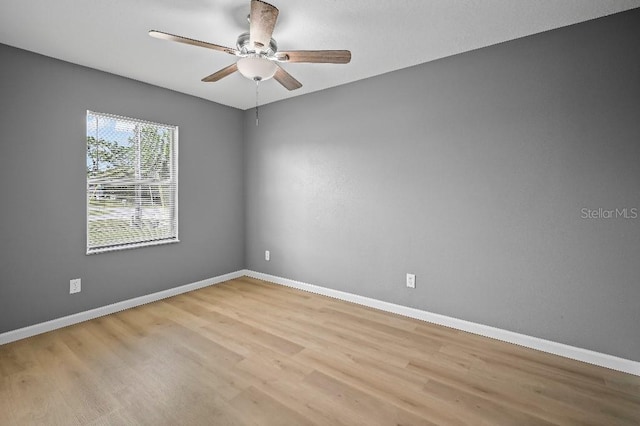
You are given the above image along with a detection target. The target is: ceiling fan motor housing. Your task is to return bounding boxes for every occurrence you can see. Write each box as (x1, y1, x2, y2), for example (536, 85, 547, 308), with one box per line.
(236, 31, 278, 56)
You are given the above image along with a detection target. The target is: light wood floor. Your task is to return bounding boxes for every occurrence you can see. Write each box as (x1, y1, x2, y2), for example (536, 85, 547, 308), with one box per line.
(1, 277, 639, 425)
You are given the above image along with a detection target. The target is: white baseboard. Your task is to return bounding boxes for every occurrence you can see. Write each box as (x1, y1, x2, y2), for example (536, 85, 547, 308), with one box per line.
(3, 269, 638, 376)
(244, 270, 640, 377)
(0, 270, 245, 346)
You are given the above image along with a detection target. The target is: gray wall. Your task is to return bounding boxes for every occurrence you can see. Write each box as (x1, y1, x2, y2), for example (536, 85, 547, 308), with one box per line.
(0, 44, 245, 333)
(244, 9, 640, 361)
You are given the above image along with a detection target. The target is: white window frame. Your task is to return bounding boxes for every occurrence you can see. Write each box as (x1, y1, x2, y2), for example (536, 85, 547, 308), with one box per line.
(86, 110, 179, 254)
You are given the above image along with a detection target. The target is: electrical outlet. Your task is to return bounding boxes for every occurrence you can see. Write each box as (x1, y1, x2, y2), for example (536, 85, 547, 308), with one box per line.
(406, 273, 416, 289)
(70, 278, 81, 294)
(265, 250, 270, 261)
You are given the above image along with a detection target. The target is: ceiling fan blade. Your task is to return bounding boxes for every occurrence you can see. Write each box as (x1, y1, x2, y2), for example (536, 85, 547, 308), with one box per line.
(273, 64, 302, 91)
(275, 50, 352, 64)
(201, 63, 239, 82)
(249, 0, 279, 51)
(149, 30, 239, 56)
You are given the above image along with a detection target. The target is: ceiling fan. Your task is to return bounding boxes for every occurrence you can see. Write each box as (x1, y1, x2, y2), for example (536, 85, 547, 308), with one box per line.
(149, 0, 351, 91)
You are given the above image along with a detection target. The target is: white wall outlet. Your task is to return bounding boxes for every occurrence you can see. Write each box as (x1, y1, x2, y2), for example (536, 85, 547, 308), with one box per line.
(406, 273, 416, 289)
(265, 250, 270, 261)
(70, 278, 81, 294)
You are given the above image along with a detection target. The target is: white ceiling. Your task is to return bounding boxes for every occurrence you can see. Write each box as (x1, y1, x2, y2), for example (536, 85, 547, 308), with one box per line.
(1, 0, 639, 110)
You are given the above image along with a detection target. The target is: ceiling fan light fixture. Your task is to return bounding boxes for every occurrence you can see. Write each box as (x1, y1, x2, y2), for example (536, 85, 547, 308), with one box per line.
(237, 56, 277, 81)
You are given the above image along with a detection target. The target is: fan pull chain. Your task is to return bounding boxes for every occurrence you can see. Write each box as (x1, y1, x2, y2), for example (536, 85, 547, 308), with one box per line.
(255, 79, 260, 126)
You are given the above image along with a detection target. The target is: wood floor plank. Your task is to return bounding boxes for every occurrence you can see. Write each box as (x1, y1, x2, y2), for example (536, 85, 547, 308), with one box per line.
(248, 371, 361, 426)
(303, 369, 442, 426)
(420, 378, 556, 426)
(1, 277, 639, 425)
(4, 368, 81, 425)
(229, 385, 318, 426)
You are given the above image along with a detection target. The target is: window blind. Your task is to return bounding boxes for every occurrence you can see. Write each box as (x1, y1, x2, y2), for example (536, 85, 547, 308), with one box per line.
(86, 111, 178, 254)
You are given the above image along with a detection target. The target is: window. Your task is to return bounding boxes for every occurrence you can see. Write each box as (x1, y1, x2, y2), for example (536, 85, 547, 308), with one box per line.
(86, 111, 178, 254)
